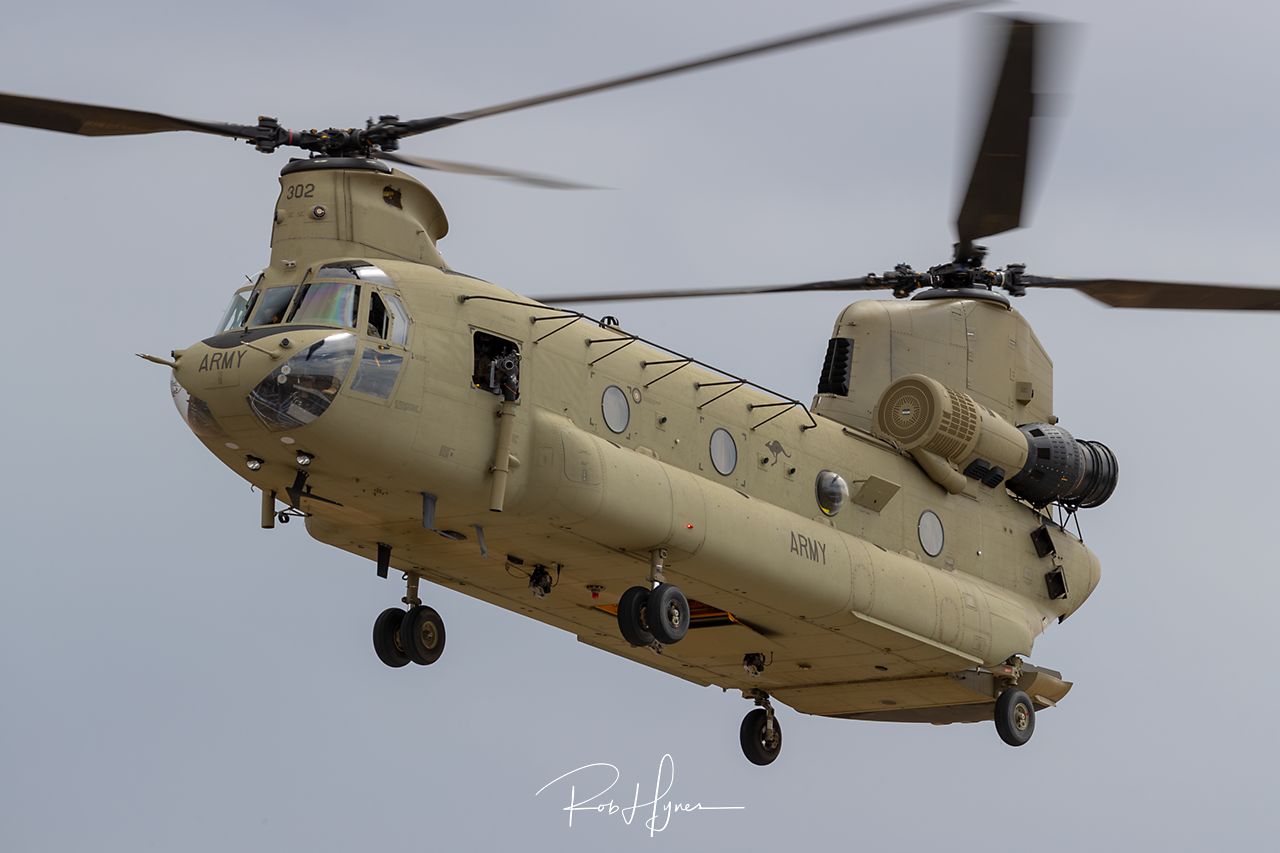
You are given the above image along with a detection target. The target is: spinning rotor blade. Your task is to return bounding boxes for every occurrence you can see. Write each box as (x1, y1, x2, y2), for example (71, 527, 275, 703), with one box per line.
(0, 1, 990, 184)
(541, 274, 1280, 312)
(954, 17, 1048, 258)
(0, 91, 258, 140)
(535, 276, 894, 305)
(399, 0, 993, 137)
(378, 150, 598, 190)
(1021, 277, 1280, 310)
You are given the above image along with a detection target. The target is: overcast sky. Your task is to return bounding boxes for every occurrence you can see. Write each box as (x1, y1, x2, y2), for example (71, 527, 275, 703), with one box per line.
(3, 1, 1278, 850)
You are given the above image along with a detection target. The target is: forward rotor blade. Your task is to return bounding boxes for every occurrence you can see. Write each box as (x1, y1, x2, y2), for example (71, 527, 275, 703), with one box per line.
(1022, 276, 1280, 310)
(378, 150, 598, 190)
(0, 91, 258, 139)
(401, 0, 993, 137)
(954, 17, 1047, 255)
(534, 276, 889, 304)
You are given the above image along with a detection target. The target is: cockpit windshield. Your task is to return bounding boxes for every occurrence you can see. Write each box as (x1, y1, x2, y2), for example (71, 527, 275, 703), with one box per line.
(216, 267, 375, 335)
(287, 281, 359, 327)
(216, 287, 257, 334)
(248, 285, 298, 326)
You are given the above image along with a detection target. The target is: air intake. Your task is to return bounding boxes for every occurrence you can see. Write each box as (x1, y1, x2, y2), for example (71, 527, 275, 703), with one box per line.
(817, 337, 853, 396)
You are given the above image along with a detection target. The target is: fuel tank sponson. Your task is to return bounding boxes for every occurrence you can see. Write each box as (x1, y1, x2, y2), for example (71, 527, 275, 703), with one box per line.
(524, 410, 1039, 665)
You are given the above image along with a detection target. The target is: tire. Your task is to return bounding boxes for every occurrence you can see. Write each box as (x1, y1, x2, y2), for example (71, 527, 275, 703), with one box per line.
(617, 586, 654, 646)
(400, 605, 446, 666)
(648, 583, 690, 645)
(373, 608, 410, 668)
(994, 688, 1036, 746)
(739, 708, 782, 766)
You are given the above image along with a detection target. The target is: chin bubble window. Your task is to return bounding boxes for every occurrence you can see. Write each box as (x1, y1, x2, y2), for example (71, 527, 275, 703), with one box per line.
(815, 470, 849, 516)
(602, 385, 630, 433)
(248, 332, 357, 431)
(171, 378, 224, 438)
(709, 428, 737, 476)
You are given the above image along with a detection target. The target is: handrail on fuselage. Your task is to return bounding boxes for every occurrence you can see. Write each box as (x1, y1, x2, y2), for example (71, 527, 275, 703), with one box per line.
(458, 293, 819, 432)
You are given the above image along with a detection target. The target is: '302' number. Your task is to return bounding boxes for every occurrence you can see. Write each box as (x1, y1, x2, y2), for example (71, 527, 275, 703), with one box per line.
(285, 183, 315, 199)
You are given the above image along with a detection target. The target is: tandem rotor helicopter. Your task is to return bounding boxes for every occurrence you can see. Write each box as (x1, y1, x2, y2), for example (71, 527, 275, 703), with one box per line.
(6, 0, 1279, 766)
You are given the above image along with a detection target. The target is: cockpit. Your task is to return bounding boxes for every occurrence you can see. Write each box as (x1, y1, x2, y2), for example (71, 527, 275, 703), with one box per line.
(215, 262, 409, 343)
(192, 261, 414, 434)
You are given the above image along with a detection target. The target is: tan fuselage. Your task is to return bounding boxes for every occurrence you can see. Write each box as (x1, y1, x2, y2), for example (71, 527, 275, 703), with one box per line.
(171, 164, 1099, 722)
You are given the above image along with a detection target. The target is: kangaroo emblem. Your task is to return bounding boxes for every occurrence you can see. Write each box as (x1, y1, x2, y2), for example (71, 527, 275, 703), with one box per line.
(764, 440, 792, 466)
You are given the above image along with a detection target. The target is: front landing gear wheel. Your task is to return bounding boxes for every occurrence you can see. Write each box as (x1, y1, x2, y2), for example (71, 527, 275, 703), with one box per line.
(994, 688, 1036, 746)
(373, 608, 410, 668)
(617, 586, 654, 647)
(740, 708, 782, 766)
(649, 583, 690, 645)
(400, 605, 446, 666)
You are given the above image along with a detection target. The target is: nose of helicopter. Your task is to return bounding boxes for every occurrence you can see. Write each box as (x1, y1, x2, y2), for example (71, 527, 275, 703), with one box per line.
(170, 328, 356, 446)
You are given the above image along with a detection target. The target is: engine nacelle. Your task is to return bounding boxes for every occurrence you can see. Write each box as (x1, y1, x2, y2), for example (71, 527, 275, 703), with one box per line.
(1008, 424, 1118, 509)
(874, 375, 1118, 508)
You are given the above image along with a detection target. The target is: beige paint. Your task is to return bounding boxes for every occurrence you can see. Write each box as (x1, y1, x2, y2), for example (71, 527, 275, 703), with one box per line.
(171, 166, 1102, 724)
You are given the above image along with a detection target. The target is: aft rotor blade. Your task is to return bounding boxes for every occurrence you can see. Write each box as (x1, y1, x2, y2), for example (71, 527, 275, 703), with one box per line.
(0, 91, 259, 139)
(401, 0, 993, 136)
(1022, 276, 1280, 310)
(954, 17, 1047, 255)
(534, 276, 892, 304)
(378, 150, 598, 190)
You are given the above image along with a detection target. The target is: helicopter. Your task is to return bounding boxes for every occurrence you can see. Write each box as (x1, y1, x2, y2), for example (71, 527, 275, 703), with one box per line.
(5, 0, 1279, 769)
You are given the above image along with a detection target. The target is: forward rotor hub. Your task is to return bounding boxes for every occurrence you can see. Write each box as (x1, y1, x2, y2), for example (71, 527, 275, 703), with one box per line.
(249, 115, 407, 158)
(878, 255, 1028, 300)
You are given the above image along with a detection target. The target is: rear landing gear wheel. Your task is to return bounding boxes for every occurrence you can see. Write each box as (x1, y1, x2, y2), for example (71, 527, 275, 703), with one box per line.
(648, 583, 690, 645)
(740, 707, 782, 766)
(400, 605, 446, 666)
(617, 586, 655, 647)
(994, 688, 1035, 746)
(373, 608, 410, 668)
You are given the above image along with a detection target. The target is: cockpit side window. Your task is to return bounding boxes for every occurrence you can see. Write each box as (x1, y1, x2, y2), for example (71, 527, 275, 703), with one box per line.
(288, 281, 359, 328)
(248, 285, 298, 327)
(216, 287, 257, 333)
(367, 291, 390, 339)
(383, 294, 410, 347)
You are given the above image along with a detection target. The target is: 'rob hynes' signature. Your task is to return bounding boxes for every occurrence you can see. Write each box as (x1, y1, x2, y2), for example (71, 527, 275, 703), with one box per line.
(535, 754, 745, 835)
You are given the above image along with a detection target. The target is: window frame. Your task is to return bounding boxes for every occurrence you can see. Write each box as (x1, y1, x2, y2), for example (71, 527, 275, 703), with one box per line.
(348, 287, 412, 402)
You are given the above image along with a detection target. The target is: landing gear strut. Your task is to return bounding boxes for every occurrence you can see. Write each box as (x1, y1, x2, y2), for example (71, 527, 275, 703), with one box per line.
(991, 658, 1035, 746)
(372, 572, 447, 668)
(739, 690, 782, 766)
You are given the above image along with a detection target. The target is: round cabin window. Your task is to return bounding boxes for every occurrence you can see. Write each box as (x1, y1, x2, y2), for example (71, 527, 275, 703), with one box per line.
(815, 470, 849, 516)
(709, 428, 737, 476)
(601, 385, 630, 433)
(918, 510, 944, 557)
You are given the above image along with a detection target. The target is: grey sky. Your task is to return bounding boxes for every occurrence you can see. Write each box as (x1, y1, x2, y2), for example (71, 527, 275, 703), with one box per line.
(2, 0, 1278, 849)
